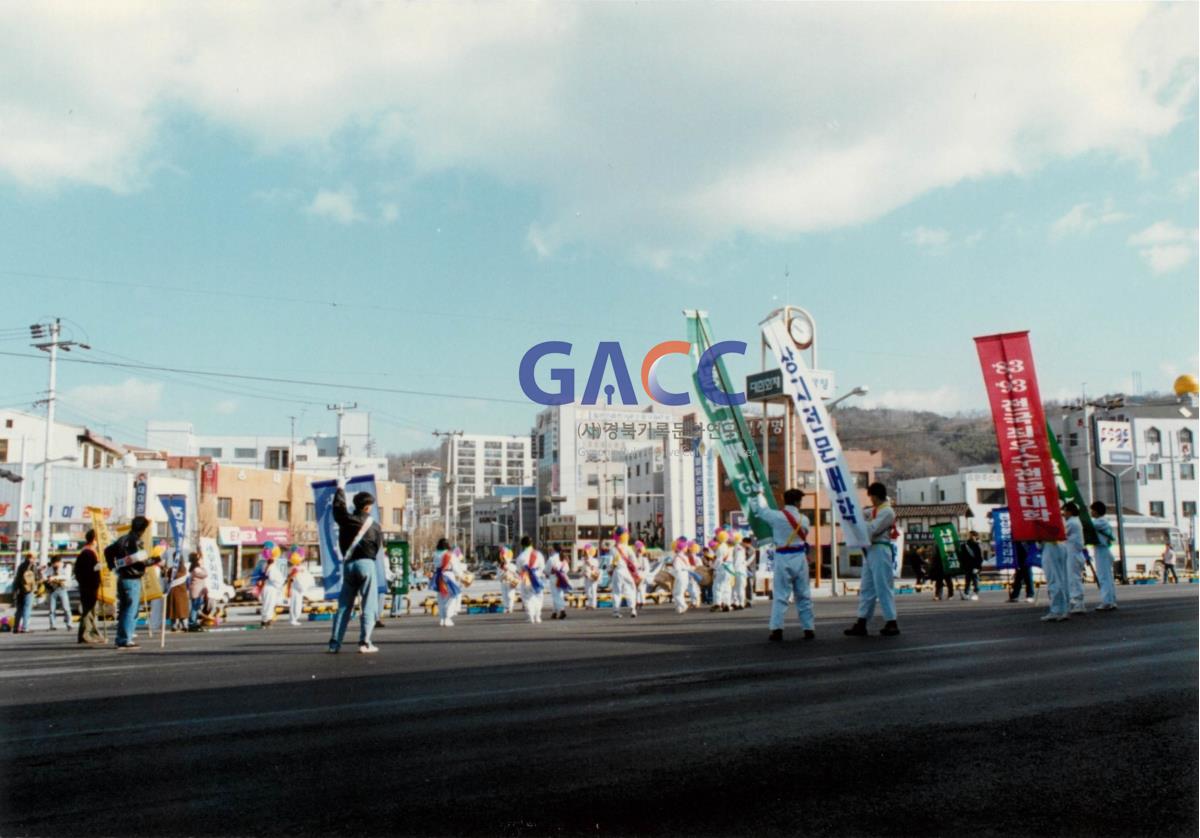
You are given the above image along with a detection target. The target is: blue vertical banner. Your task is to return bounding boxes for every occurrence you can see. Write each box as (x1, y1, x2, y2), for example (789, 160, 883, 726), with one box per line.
(992, 507, 1016, 569)
(134, 473, 148, 516)
(157, 495, 187, 548)
(693, 440, 706, 541)
(313, 475, 389, 599)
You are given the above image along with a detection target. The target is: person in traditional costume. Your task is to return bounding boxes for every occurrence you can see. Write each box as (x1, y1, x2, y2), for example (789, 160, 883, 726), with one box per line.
(582, 543, 601, 609)
(752, 488, 815, 642)
(253, 543, 285, 628)
(609, 526, 640, 619)
(633, 540, 652, 608)
(516, 536, 545, 624)
(844, 483, 901, 637)
(547, 547, 572, 619)
(711, 530, 736, 612)
(671, 536, 692, 614)
(285, 548, 312, 626)
(497, 547, 519, 614)
(432, 540, 463, 627)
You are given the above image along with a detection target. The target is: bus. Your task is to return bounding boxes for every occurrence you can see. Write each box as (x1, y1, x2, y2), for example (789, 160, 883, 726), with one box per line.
(1106, 515, 1188, 577)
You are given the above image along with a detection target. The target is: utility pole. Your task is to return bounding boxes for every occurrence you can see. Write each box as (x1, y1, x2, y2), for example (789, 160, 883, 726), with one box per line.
(31, 319, 89, 565)
(14, 436, 27, 557)
(432, 430, 463, 541)
(326, 402, 357, 478)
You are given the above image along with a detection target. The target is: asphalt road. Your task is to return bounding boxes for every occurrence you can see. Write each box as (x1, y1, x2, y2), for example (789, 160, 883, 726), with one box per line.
(1, 586, 1196, 838)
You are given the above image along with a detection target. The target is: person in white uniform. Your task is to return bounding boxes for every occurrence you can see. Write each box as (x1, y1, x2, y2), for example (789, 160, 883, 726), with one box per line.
(1062, 503, 1088, 615)
(1088, 502, 1119, 611)
(547, 548, 571, 620)
(516, 536, 546, 624)
(432, 541, 462, 627)
(845, 482, 900, 637)
(582, 544, 600, 609)
(752, 488, 815, 642)
(497, 548, 519, 615)
(285, 549, 312, 626)
(1039, 535, 1069, 622)
(257, 547, 286, 628)
(687, 541, 703, 605)
(731, 536, 749, 609)
(670, 537, 692, 613)
(609, 527, 640, 619)
(711, 530, 735, 612)
(634, 540, 651, 608)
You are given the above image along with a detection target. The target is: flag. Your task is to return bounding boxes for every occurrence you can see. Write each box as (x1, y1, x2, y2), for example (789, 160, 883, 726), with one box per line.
(973, 331, 1065, 542)
(685, 311, 775, 543)
(157, 495, 187, 549)
(761, 316, 869, 548)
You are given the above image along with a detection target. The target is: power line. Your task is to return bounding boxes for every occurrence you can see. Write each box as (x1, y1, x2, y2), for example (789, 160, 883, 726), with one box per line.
(0, 348, 532, 406)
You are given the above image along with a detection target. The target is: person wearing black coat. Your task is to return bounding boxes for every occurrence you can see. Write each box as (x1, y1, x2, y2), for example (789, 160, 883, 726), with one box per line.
(958, 532, 984, 600)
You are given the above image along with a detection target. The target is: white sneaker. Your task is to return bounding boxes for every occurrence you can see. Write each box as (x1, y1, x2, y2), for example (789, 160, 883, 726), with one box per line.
(1022, 597, 1034, 603)
(614, 612, 622, 619)
(289, 620, 301, 627)
(970, 594, 979, 601)
(358, 643, 379, 654)
(445, 619, 455, 627)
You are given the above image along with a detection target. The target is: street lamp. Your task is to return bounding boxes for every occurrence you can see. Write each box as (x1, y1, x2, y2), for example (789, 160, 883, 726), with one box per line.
(821, 385, 869, 596)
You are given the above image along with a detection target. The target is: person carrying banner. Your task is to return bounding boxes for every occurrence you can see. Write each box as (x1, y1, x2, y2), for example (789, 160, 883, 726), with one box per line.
(845, 483, 900, 637)
(610, 527, 640, 619)
(1061, 503, 1089, 615)
(104, 516, 151, 649)
(582, 544, 601, 610)
(517, 536, 545, 624)
(1088, 502, 1119, 611)
(1006, 541, 1035, 603)
(1038, 535, 1069, 622)
(547, 548, 571, 619)
(751, 488, 815, 642)
(328, 487, 382, 654)
(76, 531, 104, 645)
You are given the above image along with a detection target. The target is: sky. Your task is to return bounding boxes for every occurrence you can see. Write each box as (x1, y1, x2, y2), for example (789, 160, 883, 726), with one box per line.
(0, 2, 1197, 454)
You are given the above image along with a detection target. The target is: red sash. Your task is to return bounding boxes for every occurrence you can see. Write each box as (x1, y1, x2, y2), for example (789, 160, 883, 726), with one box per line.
(782, 509, 808, 543)
(615, 546, 641, 583)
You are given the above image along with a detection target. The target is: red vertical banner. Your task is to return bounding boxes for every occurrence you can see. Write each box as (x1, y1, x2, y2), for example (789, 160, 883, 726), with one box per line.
(974, 331, 1065, 542)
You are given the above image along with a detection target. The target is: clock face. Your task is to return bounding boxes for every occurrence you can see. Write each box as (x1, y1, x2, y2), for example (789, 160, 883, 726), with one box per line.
(788, 315, 814, 348)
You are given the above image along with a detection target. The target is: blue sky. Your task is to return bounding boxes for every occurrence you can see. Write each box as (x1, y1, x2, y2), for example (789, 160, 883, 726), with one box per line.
(0, 3, 1196, 453)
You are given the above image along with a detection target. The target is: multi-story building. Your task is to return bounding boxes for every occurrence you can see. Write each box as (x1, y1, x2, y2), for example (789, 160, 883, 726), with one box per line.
(145, 411, 387, 482)
(438, 433, 533, 543)
(532, 403, 717, 560)
(895, 465, 1006, 535)
(1057, 396, 1198, 542)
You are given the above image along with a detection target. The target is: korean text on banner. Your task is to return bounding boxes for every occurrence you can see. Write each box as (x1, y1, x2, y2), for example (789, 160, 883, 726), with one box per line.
(313, 475, 389, 599)
(157, 495, 187, 548)
(991, 507, 1016, 569)
(973, 331, 1065, 542)
(761, 316, 869, 548)
(931, 522, 962, 576)
(685, 311, 776, 543)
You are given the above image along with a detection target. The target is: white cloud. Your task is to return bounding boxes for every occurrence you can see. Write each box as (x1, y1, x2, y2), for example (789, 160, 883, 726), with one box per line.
(304, 187, 362, 225)
(1050, 198, 1130, 239)
(379, 202, 399, 224)
(1127, 221, 1197, 274)
(525, 223, 554, 260)
(858, 386, 966, 415)
(0, 4, 1194, 254)
(214, 399, 237, 415)
(904, 226, 950, 248)
(62, 377, 163, 422)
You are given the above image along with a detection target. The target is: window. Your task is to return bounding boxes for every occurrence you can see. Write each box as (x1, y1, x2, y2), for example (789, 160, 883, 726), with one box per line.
(908, 522, 924, 534)
(587, 474, 599, 487)
(976, 488, 1006, 505)
(939, 489, 946, 502)
(1146, 463, 1163, 480)
(234, 447, 257, 459)
(586, 498, 598, 511)
(392, 508, 402, 526)
(1180, 428, 1194, 446)
(199, 447, 223, 458)
(1068, 432, 1078, 448)
(278, 501, 291, 521)
(1183, 501, 1197, 519)
(266, 448, 290, 470)
(1149, 501, 1165, 518)
(852, 472, 870, 489)
(484, 441, 502, 451)
(1181, 464, 1195, 480)
(1145, 427, 1161, 445)
(0, 438, 7, 462)
(249, 499, 263, 520)
(217, 497, 232, 519)
(1071, 468, 1079, 480)
(305, 502, 316, 522)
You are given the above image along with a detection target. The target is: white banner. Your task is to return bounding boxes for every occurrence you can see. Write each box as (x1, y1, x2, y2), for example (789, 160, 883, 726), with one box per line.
(761, 317, 869, 548)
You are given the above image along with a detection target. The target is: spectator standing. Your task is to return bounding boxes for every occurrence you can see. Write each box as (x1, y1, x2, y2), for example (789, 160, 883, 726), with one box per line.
(925, 546, 955, 601)
(44, 556, 73, 630)
(958, 532, 983, 601)
(76, 530, 104, 645)
(164, 552, 190, 632)
(1161, 544, 1179, 584)
(1007, 541, 1035, 603)
(187, 553, 208, 631)
(104, 516, 151, 649)
(12, 553, 39, 633)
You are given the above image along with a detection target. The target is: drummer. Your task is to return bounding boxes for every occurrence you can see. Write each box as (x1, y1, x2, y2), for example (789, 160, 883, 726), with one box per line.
(497, 547, 519, 615)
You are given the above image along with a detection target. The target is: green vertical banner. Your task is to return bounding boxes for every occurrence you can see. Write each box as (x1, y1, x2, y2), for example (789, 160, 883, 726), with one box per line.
(931, 522, 963, 576)
(386, 540, 410, 594)
(1045, 421, 1098, 545)
(685, 311, 776, 542)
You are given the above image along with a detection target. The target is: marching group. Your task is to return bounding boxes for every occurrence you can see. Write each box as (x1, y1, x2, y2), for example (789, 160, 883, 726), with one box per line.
(5, 482, 1176, 653)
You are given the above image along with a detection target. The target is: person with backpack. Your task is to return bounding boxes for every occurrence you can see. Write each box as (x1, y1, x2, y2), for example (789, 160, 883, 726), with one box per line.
(751, 487, 815, 643)
(104, 516, 151, 649)
(327, 486, 382, 654)
(12, 553, 39, 633)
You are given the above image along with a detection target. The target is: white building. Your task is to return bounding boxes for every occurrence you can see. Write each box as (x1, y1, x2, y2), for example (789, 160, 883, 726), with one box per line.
(438, 433, 533, 542)
(1057, 398, 1198, 541)
(896, 465, 1007, 534)
(532, 403, 717, 556)
(145, 411, 387, 481)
